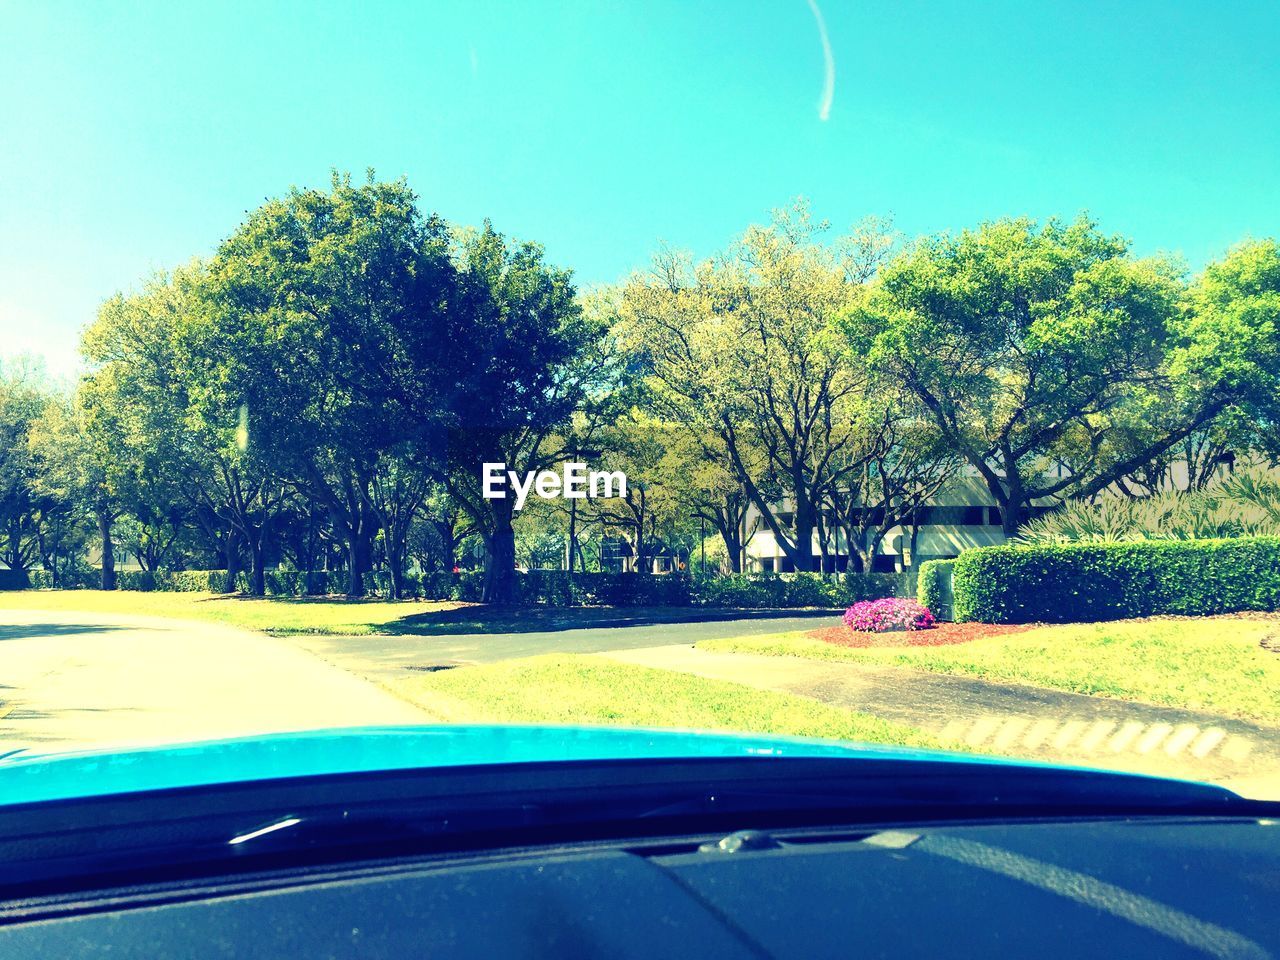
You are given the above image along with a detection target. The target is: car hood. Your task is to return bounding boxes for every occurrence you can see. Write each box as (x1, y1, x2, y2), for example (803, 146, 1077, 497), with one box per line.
(0, 724, 1036, 807)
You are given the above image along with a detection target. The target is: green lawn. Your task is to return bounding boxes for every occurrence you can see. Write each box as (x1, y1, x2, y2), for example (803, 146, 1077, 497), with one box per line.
(391, 654, 945, 748)
(701, 617, 1280, 724)
(0, 589, 462, 636)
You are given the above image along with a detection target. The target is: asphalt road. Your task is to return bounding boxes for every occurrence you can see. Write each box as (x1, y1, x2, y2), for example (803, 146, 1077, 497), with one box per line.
(284, 614, 841, 681)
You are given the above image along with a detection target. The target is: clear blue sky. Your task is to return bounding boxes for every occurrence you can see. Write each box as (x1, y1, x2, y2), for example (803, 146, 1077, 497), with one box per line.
(2, 0, 1278, 376)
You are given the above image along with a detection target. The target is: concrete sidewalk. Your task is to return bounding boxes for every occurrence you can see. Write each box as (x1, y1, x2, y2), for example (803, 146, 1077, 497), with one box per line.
(0, 610, 430, 755)
(598, 644, 1280, 794)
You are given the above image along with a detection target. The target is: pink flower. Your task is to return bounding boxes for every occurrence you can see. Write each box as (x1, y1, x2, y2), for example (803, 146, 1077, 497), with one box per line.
(843, 597, 935, 632)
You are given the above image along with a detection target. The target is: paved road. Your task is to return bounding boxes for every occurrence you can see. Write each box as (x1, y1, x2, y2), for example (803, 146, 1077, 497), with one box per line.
(600, 644, 1280, 795)
(284, 615, 841, 681)
(0, 610, 428, 755)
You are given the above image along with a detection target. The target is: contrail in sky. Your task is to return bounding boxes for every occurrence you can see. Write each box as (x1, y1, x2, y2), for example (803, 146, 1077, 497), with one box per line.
(806, 0, 835, 121)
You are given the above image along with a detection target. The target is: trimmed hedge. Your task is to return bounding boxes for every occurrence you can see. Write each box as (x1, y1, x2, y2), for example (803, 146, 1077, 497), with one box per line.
(916, 559, 956, 620)
(8, 566, 906, 608)
(951, 536, 1280, 624)
(694, 572, 904, 609)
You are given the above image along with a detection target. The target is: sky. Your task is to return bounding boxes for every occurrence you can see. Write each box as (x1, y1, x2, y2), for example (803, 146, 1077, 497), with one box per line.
(2, 0, 1278, 378)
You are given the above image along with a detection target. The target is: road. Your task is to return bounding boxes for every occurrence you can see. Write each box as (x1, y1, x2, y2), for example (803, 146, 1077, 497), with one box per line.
(283, 614, 841, 681)
(0, 609, 836, 754)
(0, 610, 428, 755)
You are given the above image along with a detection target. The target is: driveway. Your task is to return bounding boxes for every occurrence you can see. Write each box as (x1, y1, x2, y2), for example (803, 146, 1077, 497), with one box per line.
(0, 610, 429, 755)
(284, 615, 842, 681)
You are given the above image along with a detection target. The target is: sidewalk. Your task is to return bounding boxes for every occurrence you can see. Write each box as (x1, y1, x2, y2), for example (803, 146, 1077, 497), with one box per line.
(597, 644, 1280, 794)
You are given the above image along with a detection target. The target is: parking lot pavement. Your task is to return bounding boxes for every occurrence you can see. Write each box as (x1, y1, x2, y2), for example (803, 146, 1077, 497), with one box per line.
(0, 610, 429, 756)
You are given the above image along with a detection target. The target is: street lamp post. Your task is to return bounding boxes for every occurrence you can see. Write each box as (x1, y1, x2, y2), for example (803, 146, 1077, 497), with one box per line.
(562, 447, 601, 577)
(700, 516, 706, 575)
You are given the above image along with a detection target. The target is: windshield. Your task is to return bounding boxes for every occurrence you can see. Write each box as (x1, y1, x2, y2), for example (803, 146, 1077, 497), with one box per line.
(0, 1, 1277, 806)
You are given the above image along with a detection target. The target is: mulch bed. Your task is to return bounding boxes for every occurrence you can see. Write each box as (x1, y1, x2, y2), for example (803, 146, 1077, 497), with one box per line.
(809, 621, 1040, 649)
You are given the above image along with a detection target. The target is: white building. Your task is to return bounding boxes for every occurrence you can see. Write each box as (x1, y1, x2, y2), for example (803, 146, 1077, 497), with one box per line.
(744, 456, 1239, 573)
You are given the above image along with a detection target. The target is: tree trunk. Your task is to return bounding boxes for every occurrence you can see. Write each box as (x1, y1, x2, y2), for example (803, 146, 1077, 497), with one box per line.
(792, 493, 817, 572)
(483, 502, 518, 603)
(346, 531, 366, 598)
(98, 509, 116, 591)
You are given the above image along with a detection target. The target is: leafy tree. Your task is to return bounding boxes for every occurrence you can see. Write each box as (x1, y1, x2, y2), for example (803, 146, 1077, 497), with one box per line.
(844, 216, 1218, 534)
(197, 173, 458, 596)
(0, 358, 53, 576)
(621, 204, 894, 571)
(1175, 239, 1280, 459)
(444, 224, 611, 603)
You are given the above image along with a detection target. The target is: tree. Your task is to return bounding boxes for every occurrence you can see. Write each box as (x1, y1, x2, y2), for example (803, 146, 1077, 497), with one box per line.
(585, 410, 689, 573)
(196, 173, 459, 596)
(444, 224, 611, 603)
(0, 359, 53, 577)
(1175, 239, 1280, 460)
(821, 394, 959, 572)
(661, 427, 756, 573)
(620, 203, 894, 571)
(844, 216, 1224, 535)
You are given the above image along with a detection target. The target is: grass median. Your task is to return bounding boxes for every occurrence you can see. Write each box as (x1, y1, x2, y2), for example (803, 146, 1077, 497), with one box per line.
(390, 653, 946, 749)
(701, 616, 1280, 724)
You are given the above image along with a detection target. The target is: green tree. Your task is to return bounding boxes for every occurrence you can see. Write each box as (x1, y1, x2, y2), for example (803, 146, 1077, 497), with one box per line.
(844, 216, 1218, 535)
(444, 224, 611, 603)
(1175, 238, 1280, 459)
(0, 358, 53, 577)
(197, 173, 459, 596)
(620, 204, 894, 571)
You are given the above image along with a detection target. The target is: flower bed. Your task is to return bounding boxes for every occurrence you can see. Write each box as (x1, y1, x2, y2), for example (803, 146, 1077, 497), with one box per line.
(812, 621, 1039, 648)
(843, 597, 935, 632)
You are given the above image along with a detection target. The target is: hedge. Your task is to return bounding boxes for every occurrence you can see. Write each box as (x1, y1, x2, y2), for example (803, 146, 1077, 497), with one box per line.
(0, 569, 31, 590)
(9, 567, 907, 608)
(694, 572, 903, 609)
(915, 559, 956, 620)
(951, 536, 1280, 624)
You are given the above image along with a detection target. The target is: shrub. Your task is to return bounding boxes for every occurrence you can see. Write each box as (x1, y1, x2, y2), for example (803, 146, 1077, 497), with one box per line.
(0, 568, 31, 590)
(831, 573, 905, 606)
(694, 574, 777, 608)
(952, 536, 1280, 624)
(688, 572, 903, 609)
(843, 597, 935, 632)
(116, 570, 161, 592)
(165, 570, 222, 592)
(916, 560, 955, 620)
(1014, 469, 1280, 546)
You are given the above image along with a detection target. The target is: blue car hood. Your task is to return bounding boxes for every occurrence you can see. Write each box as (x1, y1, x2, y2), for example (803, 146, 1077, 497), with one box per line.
(0, 725, 1014, 807)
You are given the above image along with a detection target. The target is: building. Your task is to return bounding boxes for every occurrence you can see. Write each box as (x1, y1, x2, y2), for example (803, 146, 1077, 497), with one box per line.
(744, 456, 1240, 574)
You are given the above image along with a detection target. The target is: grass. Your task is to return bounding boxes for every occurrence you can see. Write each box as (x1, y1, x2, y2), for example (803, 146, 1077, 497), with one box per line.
(391, 654, 945, 748)
(0, 589, 461, 636)
(701, 617, 1280, 724)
